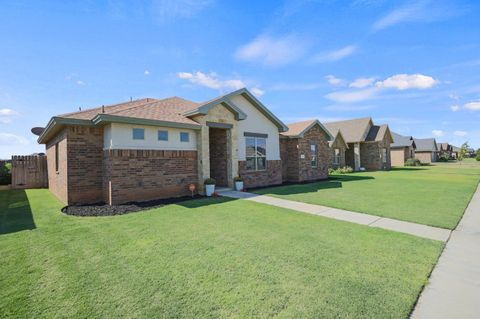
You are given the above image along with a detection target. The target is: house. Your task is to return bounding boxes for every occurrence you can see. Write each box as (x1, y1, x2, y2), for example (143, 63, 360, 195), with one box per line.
(38, 88, 289, 205)
(390, 132, 416, 166)
(413, 138, 438, 163)
(451, 145, 460, 159)
(325, 128, 348, 168)
(280, 119, 333, 182)
(323, 118, 393, 171)
(437, 142, 452, 158)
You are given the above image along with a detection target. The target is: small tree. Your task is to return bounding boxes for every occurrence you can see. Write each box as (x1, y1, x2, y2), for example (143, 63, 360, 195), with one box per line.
(476, 148, 480, 161)
(458, 142, 469, 161)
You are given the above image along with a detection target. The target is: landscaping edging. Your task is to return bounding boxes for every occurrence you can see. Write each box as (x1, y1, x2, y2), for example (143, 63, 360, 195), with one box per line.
(62, 195, 203, 217)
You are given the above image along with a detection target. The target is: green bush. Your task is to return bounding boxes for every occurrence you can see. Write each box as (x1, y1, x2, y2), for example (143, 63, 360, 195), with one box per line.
(204, 178, 216, 185)
(405, 158, 421, 166)
(0, 163, 12, 185)
(437, 154, 449, 162)
(329, 166, 354, 174)
(476, 149, 480, 161)
(233, 176, 243, 182)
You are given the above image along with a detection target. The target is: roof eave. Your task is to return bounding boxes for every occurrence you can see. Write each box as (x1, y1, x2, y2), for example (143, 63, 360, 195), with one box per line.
(37, 116, 94, 144)
(92, 114, 202, 130)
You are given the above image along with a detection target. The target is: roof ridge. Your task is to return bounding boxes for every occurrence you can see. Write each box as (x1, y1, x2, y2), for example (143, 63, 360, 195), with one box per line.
(59, 98, 154, 117)
(107, 99, 160, 116)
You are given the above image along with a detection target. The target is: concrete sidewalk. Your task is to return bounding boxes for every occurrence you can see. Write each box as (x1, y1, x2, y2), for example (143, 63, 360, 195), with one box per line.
(411, 183, 480, 319)
(218, 190, 451, 242)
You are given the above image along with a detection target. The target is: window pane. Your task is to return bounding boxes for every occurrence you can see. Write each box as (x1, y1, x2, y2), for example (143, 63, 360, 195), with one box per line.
(257, 157, 266, 170)
(246, 157, 256, 170)
(158, 130, 168, 141)
(180, 132, 189, 142)
(310, 144, 316, 152)
(246, 137, 256, 157)
(132, 128, 144, 140)
(256, 138, 266, 156)
(335, 148, 340, 156)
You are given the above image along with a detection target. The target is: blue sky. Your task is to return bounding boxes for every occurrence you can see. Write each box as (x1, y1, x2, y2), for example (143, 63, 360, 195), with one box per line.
(1, 0, 479, 158)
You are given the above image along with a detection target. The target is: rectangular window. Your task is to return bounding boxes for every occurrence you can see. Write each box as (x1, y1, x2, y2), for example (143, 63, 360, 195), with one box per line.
(311, 144, 317, 168)
(158, 130, 168, 141)
(55, 143, 59, 172)
(333, 148, 340, 165)
(245, 136, 266, 171)
(180, 132, 189, 142)
(382, 148, 387, 163)
(132, 128, 144, 140)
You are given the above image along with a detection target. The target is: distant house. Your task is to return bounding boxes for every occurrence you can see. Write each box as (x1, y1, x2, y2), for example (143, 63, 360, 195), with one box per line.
(324, 117, 393, 171)
(280, 119, 333, 182)
(390, 132, 416, 166)
(437, 142, 453, 158)
(413, 138, 438, 163)
(328, 129, 348, 168)
(451, 145, 460, 159)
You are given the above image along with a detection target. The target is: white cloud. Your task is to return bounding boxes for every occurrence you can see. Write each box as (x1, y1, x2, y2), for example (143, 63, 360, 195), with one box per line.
(0, 133, 29, 145)
(449, 92, 460, 100)
(324, 87, 378, 103)
(325, 75, 345, 86)
(250, 87, 264, 97)
(371, 1, 462, 31)
(454, 130, 468, 137)
(76, 80, 85, 86)
(450, 105, 460, 112)
(375, 74, 437, 90)
(350, 77, 375, 88)
(235, 34, 309, 67)
(144, 70, 150, 75)
(177, 71, 264, 95)
(311, 45, 357, 63)
(0, 108, 20, 125)
(432, 130, 444, 137)
(464, 101, 480, 111)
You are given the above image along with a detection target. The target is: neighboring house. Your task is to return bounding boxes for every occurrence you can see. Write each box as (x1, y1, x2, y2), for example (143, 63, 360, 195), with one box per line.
(326, 129, 348, 168)
(390, 132, 416, 166)
(280, 119, 333, 182)
(451, 145, 460, 159)
(38, 88, 289, 205)
(413, 138, 438, 163)
(323, 117, 393, 171)
(437, 142, 452, 158)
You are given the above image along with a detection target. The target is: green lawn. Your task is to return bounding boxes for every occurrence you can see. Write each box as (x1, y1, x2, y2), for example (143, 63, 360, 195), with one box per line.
(253, 160, 480, 229)
(0, 189, 443, 318)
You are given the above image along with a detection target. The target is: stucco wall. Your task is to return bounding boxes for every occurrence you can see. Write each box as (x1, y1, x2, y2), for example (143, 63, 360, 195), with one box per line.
(415, 151, 435, 163)
(103, 123, 198, 151)
(231, 95, 281, 161)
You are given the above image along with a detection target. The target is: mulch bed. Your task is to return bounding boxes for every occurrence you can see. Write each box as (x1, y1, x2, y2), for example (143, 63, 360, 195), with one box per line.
(61, 195, 203, 217)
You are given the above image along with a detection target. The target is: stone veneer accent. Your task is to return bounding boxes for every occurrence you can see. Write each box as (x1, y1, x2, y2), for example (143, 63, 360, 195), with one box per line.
(238, 160, 282, 188)
(280, 125, 330, 183)
(360, 137, 391, 171)
(103, 149, 198, 205)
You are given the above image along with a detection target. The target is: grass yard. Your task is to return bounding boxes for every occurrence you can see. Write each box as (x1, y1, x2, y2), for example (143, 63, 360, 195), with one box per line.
(253, 160, 480, 229)
(0, 189, 443, 318)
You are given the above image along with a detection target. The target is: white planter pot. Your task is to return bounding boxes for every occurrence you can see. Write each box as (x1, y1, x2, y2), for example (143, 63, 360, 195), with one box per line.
(235, 181, 244, 191)
(205, 184, 215, 197)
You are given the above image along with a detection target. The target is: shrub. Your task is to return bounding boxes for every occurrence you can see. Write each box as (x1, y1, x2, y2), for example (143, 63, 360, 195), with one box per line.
(404, 158, 421, 167)
(329, 166, 353, 174)
(204, 178, 216, 185)
(476, 149, 480, 161)
(233, 176, 243, 182)
(437, 154, 449, 162)
(0, 163, 12, 185)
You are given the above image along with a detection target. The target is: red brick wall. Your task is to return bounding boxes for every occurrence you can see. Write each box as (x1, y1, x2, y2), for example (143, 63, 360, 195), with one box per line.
(46, 128, 68, 204)
(238, 160, 282, 188)
(67, 126, 104, 204)
(103, 149, 198, 205)
(280, 138, 300, 182)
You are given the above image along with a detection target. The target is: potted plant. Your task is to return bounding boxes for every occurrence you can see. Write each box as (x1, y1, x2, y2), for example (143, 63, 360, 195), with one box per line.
(204, 178, 216, 197)
(234, 176, 244, 191)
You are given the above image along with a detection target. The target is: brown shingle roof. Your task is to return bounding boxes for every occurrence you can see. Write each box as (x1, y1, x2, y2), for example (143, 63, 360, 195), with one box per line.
(323, 117, 372, 143)
(366, 124, 390, 142)
(58, 97, 201, 126)
(282, 119, 316, 137)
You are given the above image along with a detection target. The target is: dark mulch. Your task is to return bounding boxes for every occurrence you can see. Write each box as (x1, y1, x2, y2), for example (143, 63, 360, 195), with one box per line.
(62, 195, 204, 217)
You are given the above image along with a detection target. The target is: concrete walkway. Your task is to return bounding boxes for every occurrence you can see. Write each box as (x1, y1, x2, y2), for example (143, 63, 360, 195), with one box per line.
(218, 190, 451, 242)
(411, 184, 480, 319)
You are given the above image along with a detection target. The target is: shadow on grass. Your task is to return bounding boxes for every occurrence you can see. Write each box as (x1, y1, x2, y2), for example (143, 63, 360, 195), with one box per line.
(176, 196, 238, 209)
(254, 175, 374, 196)
(391, 167, 428, 171)
(0, 189, 35, 235)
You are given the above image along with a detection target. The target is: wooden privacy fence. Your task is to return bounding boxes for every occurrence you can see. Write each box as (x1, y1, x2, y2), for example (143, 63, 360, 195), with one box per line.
(11, 155, 48, 189)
